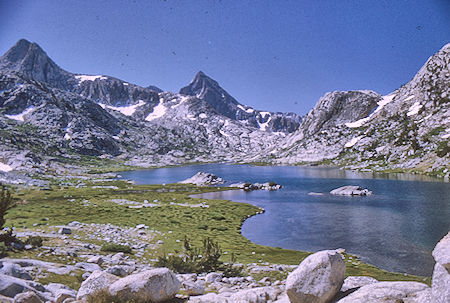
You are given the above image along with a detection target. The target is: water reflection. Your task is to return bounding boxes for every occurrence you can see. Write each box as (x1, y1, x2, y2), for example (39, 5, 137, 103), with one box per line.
(119, 164, 450, 276)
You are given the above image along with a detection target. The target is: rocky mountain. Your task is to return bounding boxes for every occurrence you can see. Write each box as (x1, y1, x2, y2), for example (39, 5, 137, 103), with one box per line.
(273, 43, 449, 176)
(180, 71, 301, 133)
(0, 39, 448, 178)
(0, 39, 285, 176)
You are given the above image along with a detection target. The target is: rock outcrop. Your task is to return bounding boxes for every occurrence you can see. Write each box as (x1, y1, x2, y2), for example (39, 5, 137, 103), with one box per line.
(285, 249, 346, 303)
(432, 231, 450, 303)
(179, 172, 225, 186)
(330, 185, 373, 196)
(108, 268, 181, 302)
(336, 281, 431, 303)
(76, 270, 119, 301)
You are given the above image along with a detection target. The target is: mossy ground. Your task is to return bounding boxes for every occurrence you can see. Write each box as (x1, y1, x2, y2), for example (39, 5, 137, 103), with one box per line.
(5, 180, 430, 286)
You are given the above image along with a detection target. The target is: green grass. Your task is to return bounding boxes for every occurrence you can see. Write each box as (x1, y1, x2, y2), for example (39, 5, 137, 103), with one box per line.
(5, 181, 430, 284)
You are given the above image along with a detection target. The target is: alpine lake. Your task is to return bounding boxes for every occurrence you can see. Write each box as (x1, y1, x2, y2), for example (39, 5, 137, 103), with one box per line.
(119, 163, 450, 277)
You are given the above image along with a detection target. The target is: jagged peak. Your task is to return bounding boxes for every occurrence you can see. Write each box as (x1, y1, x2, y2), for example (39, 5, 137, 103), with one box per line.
(1, 39, 48, 64)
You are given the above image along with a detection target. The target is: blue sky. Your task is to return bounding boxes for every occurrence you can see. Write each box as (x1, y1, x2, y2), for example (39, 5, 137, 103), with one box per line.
(0, 0, 449, 114)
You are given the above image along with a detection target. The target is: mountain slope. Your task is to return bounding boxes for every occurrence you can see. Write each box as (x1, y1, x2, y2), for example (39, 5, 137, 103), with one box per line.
(273, 44, 450, 175)
(180, 71, 301, 133)
(0, 39, 284, 175)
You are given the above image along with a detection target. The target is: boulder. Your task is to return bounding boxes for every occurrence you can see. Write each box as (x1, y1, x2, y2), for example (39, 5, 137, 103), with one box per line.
(0, 274, 46, 299)
(76, 270, 119, 301)
(432, 231, 450, 303)
(205, 272, 223, 283)
(58, 228, 72, 235)
(108, 268, 180, 302)
(44, 283, 73, 296)
(336, 281, 431, 303)
(182, 281, 205, 296)
(178, 172, 225, 186)
(105, 265, 129, 277)
(330, 185, 372, 196)
(13, 291, 42, 303)
(75, 262, 102, 273)
(228, 286, 284, 302)
(286, 249, 346, 303)
(86, 256, 104, 265)
(340, 276, 378, 292)
(0, 263, 32, 280)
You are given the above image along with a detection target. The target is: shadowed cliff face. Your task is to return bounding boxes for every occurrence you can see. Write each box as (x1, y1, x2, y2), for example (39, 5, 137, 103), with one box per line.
(180, 71, 302, 133)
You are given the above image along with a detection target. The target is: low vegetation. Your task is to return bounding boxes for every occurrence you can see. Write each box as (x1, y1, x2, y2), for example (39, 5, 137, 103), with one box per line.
(101, 243, 132, 254)
(4, 180, 431, 284)
(156, 236, 243, 277)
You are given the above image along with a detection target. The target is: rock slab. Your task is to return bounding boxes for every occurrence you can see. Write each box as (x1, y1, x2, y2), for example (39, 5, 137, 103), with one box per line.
(330, 185, 372, 196)
(76, 270, 119, 301)
(286, 249, 346, 303)
(108, 268, 180, 302)
(432, 231, 450, 303)
(336, 281, 431, 303)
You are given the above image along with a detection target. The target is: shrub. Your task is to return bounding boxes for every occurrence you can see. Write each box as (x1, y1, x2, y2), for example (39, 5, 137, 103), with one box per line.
(25, 236, 43, 247)
(436, 141, 449, 157)
(0, 184, 14, 229)
(0, 242, 7, 258)
(155, 236, 243, 276)
(100, 243, 132, 254)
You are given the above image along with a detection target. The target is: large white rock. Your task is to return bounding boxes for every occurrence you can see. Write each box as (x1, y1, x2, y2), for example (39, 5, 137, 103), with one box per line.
(330, 185, 372, 196)
(336, 281, 431, 303)
(433, 231, 450, 268)
(286, 249, 346, 303)
(432, 231, 450, 303)
(76, 270, 119, 301)
(432, 262, 450, 303)
(178, 172, 225, 186)
(108, 268, 180, 302)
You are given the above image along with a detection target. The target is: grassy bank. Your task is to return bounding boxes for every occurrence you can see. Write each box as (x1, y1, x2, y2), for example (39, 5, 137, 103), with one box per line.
(5, 181, 430, 285)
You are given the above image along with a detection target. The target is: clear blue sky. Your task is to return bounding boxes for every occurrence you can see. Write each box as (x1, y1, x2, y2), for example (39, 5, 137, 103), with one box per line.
(1, 0, 449, 115)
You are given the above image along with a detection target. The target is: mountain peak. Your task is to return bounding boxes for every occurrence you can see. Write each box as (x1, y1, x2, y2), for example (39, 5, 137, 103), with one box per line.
(0, 39, 71, 86)
(1, 39, 46, 65)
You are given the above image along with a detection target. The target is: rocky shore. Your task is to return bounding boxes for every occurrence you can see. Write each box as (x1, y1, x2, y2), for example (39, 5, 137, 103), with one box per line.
(1, 225, 448, 303)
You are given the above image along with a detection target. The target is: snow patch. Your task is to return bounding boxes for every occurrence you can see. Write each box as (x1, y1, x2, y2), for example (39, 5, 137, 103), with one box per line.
(407, 101, 423, 116)
(5, 106, 35, 122)
(345, 136, 364, 148)
(0, 162, 13, 172)
(237, 104, 255, 113)
(345, 93, 396, 128)
(103, 100, 146, 116)
(260, 111, 270, 118)
(75, 75, 107, 83)
(258, 116, 272, 131)
(64, 133, 71, 140)
(404, 95, 415, 101)
(145, 100, 167, 121)
(199, 113, 207, 119)
(123, 83, 129, 86)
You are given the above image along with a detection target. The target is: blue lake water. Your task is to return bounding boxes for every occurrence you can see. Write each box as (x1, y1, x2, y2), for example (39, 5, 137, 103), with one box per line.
(119, 164, 450, 276)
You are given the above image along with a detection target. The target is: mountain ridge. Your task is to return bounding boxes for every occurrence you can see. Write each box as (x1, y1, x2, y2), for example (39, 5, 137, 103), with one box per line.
(0, 39, 448, 180)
